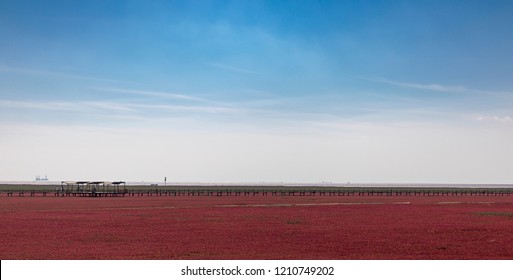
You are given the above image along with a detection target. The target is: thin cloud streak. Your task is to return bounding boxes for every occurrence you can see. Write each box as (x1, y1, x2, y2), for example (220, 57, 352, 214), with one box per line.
(474, 114, 513, 123)
(0, 100, 135, 113)
(0, 65, 131, 84)
(132, 103, 242, 114)
(209, 63, 264, 75)
(96, 87, 211, 103)
(0, 99, 241, 115)
(364, 76, 513, 96)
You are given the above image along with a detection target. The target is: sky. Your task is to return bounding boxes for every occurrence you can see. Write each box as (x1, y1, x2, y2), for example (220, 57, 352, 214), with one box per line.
(1, 0, 513, 184)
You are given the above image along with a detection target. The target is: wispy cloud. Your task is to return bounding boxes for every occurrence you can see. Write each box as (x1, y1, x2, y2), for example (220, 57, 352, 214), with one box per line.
(0, 99, 241, 115)
(95, 88, 211, 103)
(474, 114, 513, 123)
(364, 76, 513, 96)
(0, 65, 130, 84)
(0, 100, 135, 113)
(209, 63, 263, 75)
(133, 103, 241, 114)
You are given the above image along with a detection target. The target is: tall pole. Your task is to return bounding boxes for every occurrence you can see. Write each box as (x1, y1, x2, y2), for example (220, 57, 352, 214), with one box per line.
(164, 177, 167, 186)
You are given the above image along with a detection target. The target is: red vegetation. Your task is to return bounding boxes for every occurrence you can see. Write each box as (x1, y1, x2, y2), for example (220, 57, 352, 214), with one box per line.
(1, 195, 513, 259)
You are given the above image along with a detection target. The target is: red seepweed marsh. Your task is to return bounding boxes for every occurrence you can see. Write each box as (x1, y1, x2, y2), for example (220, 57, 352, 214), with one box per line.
(1, 195, 513, 259)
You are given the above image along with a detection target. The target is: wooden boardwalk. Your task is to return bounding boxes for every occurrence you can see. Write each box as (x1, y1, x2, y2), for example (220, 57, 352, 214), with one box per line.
(2, 188, 513, 197)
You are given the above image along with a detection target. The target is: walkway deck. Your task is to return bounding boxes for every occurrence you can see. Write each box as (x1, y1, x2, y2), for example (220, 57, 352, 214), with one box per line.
(3, 188, 513, 197)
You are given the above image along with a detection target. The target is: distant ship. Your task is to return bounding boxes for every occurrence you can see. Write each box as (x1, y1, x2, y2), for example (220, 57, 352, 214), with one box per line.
(35, 175, 49, 181)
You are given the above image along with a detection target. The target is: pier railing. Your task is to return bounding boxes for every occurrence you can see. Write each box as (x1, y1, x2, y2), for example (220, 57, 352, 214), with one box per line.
(1, 185, 513, 197)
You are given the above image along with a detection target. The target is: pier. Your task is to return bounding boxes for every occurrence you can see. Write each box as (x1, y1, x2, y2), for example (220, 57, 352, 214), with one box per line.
(2, 184, 513, 197)
(52, 181, 127, 197)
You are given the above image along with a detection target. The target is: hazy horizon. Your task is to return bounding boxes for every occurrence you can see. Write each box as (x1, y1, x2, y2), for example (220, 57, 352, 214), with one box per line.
(3, 180, 513, 189)
(2, 1, 513, 184)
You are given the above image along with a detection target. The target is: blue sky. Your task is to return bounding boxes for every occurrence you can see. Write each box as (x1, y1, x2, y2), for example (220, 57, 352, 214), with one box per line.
(1, 0, 513, 183)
